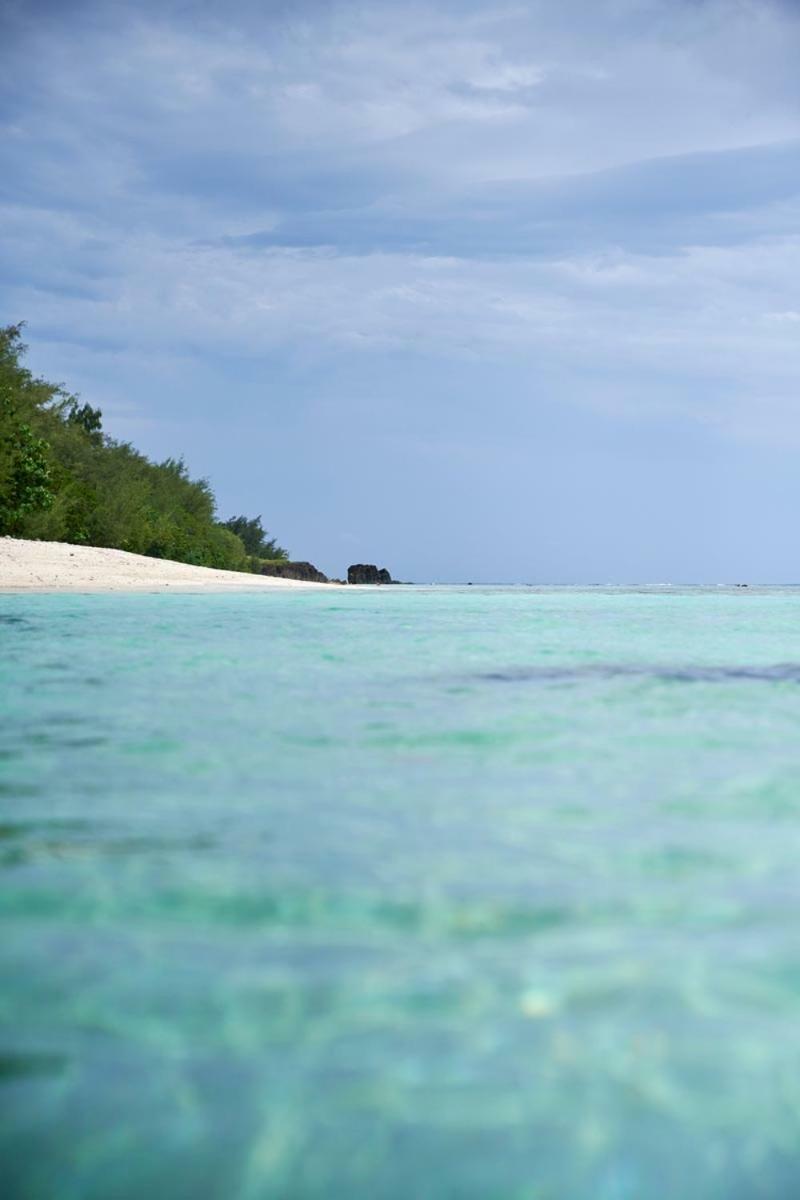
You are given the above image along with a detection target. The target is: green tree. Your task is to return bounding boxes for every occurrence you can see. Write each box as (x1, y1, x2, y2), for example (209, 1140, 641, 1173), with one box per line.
(0, 323, 288, 573)
(0, 395, 55, 533)
(0, 325, 58, 533)
(222, 514, 288, 560)
(63, 399, 103, 445)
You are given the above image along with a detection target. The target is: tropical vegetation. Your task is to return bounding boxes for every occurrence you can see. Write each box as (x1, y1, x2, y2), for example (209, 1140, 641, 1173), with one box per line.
(0, 324, 286, 571)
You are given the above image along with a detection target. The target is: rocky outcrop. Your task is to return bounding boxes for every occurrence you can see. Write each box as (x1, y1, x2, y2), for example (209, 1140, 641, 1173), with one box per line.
(347, 563, 393, 585)
(259, 560, 329, 583)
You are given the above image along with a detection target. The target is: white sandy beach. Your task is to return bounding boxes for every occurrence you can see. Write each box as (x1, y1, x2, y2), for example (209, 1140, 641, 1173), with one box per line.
(0, 538, 339, 593)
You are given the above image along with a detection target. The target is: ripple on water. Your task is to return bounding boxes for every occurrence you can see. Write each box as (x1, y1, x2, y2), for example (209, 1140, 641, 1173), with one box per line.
(4, 589, 800, 1199)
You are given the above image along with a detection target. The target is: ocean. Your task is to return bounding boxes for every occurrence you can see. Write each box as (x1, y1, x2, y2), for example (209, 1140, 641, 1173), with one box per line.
(2, 585, 800, 1198)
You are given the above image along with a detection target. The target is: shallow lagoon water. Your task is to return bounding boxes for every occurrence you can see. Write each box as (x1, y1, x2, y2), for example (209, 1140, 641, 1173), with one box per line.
(3, 585, 800, 1198)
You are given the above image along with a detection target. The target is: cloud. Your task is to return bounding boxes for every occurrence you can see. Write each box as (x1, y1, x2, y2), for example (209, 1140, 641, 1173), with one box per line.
(2, 0, 800, 451)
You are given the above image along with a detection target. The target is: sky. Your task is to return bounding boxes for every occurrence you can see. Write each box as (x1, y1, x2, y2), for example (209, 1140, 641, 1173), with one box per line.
(2, 0, 800, 581)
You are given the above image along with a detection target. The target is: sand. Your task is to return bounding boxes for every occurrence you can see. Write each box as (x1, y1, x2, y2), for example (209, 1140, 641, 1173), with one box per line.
(0, 538, 340, 593)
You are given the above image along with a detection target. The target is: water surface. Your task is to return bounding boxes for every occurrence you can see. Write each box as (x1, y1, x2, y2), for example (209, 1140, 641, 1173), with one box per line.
(3, 586, 800, 1198)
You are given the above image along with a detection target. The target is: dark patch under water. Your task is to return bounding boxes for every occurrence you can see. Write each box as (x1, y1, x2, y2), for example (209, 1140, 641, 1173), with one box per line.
(475, 662, 800, 684)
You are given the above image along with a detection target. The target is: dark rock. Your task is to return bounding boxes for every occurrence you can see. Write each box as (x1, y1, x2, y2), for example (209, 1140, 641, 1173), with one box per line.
(348, 563, 393, 585)
(259, 560, 329, 583)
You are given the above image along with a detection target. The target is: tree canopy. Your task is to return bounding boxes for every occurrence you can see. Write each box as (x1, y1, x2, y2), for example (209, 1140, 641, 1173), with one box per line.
(0, 325, 287, 572)
(221, 514, 287, 560)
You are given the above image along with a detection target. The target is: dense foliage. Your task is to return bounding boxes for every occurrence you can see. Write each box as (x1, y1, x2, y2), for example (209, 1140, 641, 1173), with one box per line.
(0, 325, 286, 570)
(221, 514, 287, 561)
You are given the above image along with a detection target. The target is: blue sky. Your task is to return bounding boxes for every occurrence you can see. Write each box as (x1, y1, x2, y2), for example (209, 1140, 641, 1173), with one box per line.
(2, 0, 800, 581)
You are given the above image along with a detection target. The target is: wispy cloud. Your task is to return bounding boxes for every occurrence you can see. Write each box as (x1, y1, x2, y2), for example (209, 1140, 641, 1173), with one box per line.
(2, 0, 800, 575)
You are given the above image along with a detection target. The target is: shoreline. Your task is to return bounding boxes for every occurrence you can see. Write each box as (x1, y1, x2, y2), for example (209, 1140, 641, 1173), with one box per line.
(0, 537, 343, 594)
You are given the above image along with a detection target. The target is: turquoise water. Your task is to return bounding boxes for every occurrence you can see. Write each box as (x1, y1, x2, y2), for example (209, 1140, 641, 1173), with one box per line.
(3, 586, 800, 1198)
